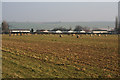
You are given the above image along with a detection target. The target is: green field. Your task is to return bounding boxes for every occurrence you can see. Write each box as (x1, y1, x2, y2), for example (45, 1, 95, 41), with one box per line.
(2, 34, 120, 78)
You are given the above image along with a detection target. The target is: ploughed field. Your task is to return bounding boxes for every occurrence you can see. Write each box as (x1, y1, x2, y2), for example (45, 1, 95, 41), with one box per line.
(2, 34, 120, 78)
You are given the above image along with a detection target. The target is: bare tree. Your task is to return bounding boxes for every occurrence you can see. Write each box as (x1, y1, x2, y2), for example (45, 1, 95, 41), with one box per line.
(115, 16, 120, 34)
(2, 21, 9, 34)
(74, 25, 83, 31)
(30, 28, 34, 34)
(52, 27, 70, 31)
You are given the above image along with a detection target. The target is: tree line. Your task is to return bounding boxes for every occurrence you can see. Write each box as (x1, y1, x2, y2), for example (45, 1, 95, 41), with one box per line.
(1, 20, 120, 34)
(51, 25, 90, 33)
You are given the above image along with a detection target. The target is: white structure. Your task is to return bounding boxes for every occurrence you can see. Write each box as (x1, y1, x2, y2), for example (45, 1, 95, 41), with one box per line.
(10, 29, 30, 33)
(56, 30, 62, 33)
(68, 30, 74, 33)
(73, 30, 86, 33)
(92, 30, 108, 33)
(43, 30, 49, 33)
(80, 30, 86, 33)
(62, 31, 68, 33)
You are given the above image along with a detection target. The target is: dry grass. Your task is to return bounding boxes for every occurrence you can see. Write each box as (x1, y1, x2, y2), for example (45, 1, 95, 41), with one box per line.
(2, 34, 120, 78)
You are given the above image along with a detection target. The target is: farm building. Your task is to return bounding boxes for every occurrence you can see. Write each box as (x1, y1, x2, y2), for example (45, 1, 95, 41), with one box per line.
(74, 30, 86, 33)
(68, 30, 74, 33)
(10, 29, 30, 33)
(36, 30, 49, 34)
(92, 30, 108, 33)
(62, 31, 68, 34)
(43, 30, 49, 33)
(80, 30, 86, 33)
(56, 30, 62, 33)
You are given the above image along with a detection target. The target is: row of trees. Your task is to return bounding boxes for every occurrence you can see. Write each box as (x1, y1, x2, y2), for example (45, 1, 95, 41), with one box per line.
(1, 21, 91, 33)
(52, 27, 72, 31)
(52, 25, 90, 33)
(1, 18, 120, 34)
(51, 16, 120, 34)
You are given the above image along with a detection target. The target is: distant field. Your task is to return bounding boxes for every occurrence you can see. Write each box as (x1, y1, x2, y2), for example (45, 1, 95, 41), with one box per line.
(2, 34, 120, 78)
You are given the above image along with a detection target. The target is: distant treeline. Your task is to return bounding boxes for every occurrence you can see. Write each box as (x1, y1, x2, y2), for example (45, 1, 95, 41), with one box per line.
(47, 25, 90, 32)
(1, 20, 120, 34)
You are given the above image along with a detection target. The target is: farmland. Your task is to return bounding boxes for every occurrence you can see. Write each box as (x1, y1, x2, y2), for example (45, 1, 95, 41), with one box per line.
(2, 34, 120, 78)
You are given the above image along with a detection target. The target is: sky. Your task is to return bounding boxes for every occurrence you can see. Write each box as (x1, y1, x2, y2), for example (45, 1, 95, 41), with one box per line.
(2, 2, 118, 22)
(2, 0, 120, 2)
(0, 1, 2, 24)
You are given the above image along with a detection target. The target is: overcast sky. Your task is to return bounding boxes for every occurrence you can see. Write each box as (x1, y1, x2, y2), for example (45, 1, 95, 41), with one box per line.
(0, 2, 2, 24)
(2, 0, 120, 2)
(2, 2, 118, 22)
